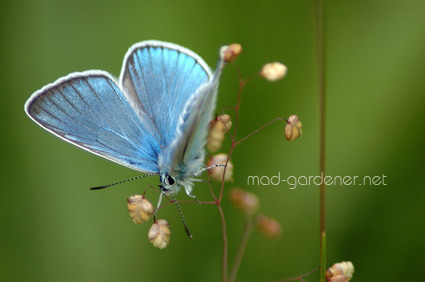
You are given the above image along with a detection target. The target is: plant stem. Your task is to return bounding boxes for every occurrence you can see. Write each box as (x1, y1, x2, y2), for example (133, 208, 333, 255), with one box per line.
(236, 118, 285, 145)
(315, 0, 327, 280)
(232, 71, 246, 143)
(279, 266, 319, 282)
(157, 200, 215, 210)
(218, 145, 235, 202)
(228, 218, 253, 282)
(216, 61, 259, 282)
(218, 204, 228, 282)
(207, 173, 217, 201)
(218, 67, 245, 202)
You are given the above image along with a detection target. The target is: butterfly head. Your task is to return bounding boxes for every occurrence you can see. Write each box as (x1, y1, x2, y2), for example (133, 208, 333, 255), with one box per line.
(159, 174, 179, 193)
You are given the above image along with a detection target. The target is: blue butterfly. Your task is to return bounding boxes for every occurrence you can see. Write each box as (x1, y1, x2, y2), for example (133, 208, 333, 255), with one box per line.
(25, 40, 226, 203)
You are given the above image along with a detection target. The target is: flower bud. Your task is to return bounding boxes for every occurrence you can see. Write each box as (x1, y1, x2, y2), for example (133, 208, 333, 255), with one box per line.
(284, 114, 302, 141)
(222, 43, 242, 63)
(148, 219, 171, 249)
(127, 195, 154, 224)
(255, 214, 282, 239)
(207, 153, 234, 182)
(326, 261, 355, 281)
(261, 62, 287, 81)
(229, 187, 260, 215)
(208, 114, 232, 153)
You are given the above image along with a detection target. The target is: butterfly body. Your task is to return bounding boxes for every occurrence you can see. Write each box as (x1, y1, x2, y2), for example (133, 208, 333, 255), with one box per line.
(25, 40, 226, 197)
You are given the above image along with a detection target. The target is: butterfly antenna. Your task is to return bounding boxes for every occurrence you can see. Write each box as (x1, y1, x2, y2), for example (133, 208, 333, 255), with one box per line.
(171, 192, 192, 239)
(193, 164, 227, 177)
(90, 173, 157, 190)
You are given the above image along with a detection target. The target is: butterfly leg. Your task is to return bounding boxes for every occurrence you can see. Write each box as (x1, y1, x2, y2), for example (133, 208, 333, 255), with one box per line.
(154, 192, 164, 215)
(187, 194, 201, 204)
(184, 185, 201, 204)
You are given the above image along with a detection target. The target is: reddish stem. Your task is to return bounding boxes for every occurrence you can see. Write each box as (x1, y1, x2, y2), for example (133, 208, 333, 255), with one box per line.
(236, 118, 285, 145)
(277, 266, 319, 282)
(217, 114, 235, 144)
(218, 145, 235, 202)
(157, 200, 216, 211)
(207, 173, 217, 201)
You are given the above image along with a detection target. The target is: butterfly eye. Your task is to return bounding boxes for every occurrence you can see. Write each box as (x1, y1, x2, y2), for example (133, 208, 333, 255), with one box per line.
(165, 175, 175, 186)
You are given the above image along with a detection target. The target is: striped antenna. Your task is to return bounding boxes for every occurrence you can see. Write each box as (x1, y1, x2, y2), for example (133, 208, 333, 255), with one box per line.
(171, 192, 192, 239)
(193, 164, 226, 177)
(90, 173, 158, 190)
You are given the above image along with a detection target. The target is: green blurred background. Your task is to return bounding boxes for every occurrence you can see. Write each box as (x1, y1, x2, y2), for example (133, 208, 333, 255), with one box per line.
(1, 0, 425, 281)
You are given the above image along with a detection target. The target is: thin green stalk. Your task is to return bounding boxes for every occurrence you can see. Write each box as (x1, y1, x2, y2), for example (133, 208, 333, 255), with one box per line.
(315, 0, 327, 280)
(218, 204, 228, 282)
(228, 218, 253, 282)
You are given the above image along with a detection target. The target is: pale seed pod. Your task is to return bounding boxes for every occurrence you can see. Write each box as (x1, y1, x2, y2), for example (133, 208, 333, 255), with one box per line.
(285, 114, 302, 141)
(207, 153, 234, 182)
(328, 275, 349, 282)
(207, 114, 232, 153)
(326, 261, 355, 281)
(148, 219, 171, 249)
(261, 62, 287, 81)
(255, 214, 282, 239)
(222, 43, 242, 63)
(127, 195, 154, 224)
(229, 187, 260, 216)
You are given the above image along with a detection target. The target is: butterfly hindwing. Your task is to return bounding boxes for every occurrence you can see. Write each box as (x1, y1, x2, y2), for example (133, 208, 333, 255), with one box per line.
(167, 50, 225, 186)
(25, 71, 160, 173)
(170, 80, 218, 171)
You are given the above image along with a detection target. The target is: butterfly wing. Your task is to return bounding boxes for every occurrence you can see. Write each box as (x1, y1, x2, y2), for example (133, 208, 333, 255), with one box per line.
(166, 48, 226, 186)
(119, 40, 213, 147)
(25, 71, 160, 173)
(171, 80, 218, 170)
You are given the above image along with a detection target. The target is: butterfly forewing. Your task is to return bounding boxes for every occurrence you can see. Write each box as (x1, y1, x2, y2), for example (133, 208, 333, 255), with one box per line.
(25, 71, 160, 173)
(120, 41, 213, 147)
